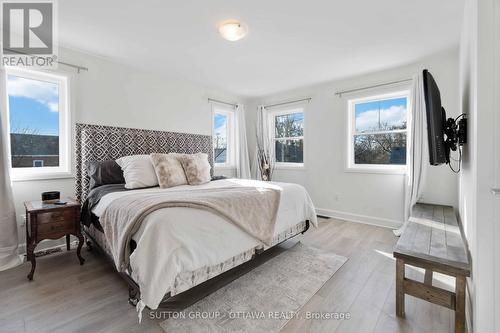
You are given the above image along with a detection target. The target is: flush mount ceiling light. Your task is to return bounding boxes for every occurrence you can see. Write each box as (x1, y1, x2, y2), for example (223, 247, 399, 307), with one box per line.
(218, 20, 248, 41)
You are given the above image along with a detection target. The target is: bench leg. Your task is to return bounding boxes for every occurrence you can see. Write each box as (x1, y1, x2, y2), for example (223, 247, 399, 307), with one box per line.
(455, 275, 466, 333)
(424, 269, 433, 286)
(396, 258, 405, 317)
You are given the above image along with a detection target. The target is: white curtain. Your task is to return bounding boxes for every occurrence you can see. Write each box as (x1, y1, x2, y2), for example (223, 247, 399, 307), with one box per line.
(0, 67, 23, 271)
(256, 105, 268, 146)
(235, 104, 251, 179)
(254, 105, 269, 179)
(394, 72, 428, 236)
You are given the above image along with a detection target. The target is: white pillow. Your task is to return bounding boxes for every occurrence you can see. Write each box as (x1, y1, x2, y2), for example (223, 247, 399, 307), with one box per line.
(116, 154, 159, 189)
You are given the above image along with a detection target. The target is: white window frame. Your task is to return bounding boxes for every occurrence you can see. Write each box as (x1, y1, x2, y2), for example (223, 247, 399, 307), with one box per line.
(268, 107, 305, 169)
(346, 90, 410, 174)
(5, 67, 71, 181)
(212, 105, 235, 168)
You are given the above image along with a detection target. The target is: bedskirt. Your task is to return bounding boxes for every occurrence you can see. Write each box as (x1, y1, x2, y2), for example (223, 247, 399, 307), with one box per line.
(83, 220, 307, 296)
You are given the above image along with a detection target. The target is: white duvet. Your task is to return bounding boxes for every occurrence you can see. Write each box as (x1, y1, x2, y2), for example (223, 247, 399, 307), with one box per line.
(92, 179, 317, 312)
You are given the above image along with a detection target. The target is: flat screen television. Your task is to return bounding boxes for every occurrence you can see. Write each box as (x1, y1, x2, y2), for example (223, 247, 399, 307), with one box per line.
(423, 69, 448, 165)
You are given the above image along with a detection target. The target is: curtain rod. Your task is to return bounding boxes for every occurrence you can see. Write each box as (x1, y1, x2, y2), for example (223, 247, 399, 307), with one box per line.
(208, 98, 237, 108)
(264, 97, 311, 109)
(3, 48, 89, 73)
(334, 78, 412, 97)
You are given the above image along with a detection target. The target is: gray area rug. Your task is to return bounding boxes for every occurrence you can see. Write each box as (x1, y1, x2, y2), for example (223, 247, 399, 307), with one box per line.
(160, 242, 347, 332)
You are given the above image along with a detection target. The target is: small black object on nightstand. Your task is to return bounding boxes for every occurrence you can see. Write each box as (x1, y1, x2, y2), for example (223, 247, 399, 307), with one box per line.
(41, 191, 60, 201)
(24, 198, 85, 281)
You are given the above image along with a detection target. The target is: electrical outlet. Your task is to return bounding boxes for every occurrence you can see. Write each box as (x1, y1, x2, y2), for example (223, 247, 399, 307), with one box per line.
(19, 214, 26, 227)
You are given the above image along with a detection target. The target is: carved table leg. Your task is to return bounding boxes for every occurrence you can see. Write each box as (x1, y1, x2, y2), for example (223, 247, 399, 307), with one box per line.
(76, 233, 85, 265)
(27, 241, 37, 281)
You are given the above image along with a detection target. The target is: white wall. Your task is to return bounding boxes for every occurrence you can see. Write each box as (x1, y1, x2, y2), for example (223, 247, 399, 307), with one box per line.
(458, 0, 477, 329)
(458, 0, 499, 331)
(246, 48, 459, 228)
(11, 46, 239, 250)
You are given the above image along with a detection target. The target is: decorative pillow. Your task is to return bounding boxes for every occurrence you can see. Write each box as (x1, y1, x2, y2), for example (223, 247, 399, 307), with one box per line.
(179, 153, 212, 185)
(86, 160, 125, 190)
(116, 155, 159, 189)
(150, 153, 188, 188)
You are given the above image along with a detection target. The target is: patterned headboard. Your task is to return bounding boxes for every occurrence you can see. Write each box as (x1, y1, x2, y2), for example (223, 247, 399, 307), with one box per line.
(75, 123, 213, 202)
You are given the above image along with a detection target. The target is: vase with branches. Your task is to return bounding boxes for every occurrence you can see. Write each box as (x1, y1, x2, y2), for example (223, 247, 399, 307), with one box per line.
(256, 135, 275, 181)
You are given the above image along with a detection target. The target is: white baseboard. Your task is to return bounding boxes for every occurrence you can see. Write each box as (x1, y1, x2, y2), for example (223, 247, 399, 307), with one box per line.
(316, 208, 402, 229)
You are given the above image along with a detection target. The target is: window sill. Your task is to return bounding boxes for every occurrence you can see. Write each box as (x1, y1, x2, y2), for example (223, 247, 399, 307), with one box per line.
(214, 165, 236, 170)
(345, 166, 406, 175)
(275, 163, 305, 170)
(11, 172, 74, 182)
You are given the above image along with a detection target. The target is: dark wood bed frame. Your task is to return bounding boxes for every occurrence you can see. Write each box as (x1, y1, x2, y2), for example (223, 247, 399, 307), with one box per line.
(83, 220, 310, 308)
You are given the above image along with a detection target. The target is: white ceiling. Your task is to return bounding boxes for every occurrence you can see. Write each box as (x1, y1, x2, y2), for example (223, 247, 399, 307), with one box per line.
(59, 0, 464, 98)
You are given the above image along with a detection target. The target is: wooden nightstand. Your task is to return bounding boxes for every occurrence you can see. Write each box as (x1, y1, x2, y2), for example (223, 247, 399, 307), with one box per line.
(24, 198, 85, 280)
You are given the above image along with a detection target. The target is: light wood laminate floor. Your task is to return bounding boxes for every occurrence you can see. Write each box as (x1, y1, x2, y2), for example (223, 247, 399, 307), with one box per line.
(0, 218, 456, 333)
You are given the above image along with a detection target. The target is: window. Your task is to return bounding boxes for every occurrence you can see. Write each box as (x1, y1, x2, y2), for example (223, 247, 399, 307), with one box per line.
(268, 107, 304, 167)
(212, 106, 235, 167)
(347, 91, 409, 173)
(5, 68, 70, 180)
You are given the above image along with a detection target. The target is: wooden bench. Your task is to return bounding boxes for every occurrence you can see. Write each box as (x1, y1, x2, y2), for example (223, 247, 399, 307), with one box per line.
(393, 203, 471, 333)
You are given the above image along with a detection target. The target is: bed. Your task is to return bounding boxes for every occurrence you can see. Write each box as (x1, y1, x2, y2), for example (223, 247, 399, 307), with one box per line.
(75, 123, 317, 316)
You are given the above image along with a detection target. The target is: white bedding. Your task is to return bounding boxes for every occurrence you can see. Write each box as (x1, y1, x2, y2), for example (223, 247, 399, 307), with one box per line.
(92, 179, 317, 311)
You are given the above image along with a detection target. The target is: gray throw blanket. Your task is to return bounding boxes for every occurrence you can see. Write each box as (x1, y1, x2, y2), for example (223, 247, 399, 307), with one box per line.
(100, 186, 281, 271)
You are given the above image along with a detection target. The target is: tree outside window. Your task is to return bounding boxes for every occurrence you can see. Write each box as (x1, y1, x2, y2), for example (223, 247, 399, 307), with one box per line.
(269, 108, 304, 166)
(348, 92, 409, 172)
